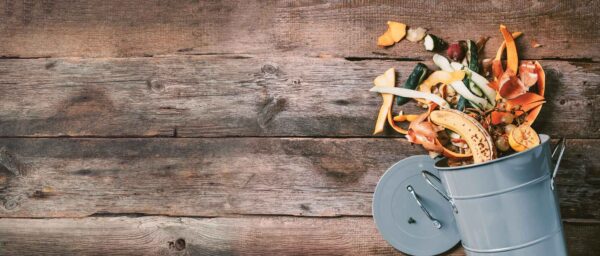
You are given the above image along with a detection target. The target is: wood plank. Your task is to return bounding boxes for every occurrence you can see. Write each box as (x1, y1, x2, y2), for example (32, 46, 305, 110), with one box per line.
(0, 217, 598, 256)
(0, 56, 597, 138)
(0, 216, 455, 256)
(562, 220, 600, 255)
(0, 138, 597, 218)
(0, 1, 598, 59)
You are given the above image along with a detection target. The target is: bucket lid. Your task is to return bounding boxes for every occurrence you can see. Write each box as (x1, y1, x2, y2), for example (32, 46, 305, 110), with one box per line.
(373, 155, 460, 255)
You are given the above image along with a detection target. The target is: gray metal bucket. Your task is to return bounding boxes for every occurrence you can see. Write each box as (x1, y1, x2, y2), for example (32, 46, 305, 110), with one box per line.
(422, 134, 567, 255)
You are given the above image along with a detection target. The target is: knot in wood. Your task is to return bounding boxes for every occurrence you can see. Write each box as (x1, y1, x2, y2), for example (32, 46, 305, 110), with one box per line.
(147, 79, 165, 93)
(0, 147, 22, 177)
(168, 238, 186, 251)
(3, 195, 24, 210)
(261, 64, 279, 75)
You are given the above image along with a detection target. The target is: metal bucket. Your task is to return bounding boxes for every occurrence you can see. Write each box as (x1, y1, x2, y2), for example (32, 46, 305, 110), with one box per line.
(421, 134, 567, 255)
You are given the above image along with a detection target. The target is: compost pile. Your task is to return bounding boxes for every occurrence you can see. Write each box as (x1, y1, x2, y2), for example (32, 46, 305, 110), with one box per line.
(371, 24, 545, 166)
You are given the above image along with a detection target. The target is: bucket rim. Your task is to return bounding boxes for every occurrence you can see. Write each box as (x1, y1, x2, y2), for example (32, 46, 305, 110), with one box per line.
(434, 134, 550, 171)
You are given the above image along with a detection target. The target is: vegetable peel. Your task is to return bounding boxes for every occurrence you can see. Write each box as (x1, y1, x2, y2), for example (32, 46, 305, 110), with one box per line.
(378, 21, 406, 47)
(370, 87, 450, 109)
(499, 25, 518, 74)
(372, 68, 396, 134)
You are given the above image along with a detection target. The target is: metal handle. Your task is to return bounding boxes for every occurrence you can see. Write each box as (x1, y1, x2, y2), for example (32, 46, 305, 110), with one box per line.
(407, 185, 442, 229)
(422, 170, 457, 213)
(550, 138, 566, 190)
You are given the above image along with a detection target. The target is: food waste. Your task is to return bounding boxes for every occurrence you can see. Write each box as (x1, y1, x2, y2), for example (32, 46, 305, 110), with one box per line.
(371, 24, 545, 166)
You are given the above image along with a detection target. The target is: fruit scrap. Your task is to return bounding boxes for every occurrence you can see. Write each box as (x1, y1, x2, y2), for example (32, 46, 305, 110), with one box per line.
(506, 92, 545, 115)
(524, 61, 546, 124)
(531, 39, 542, 48)
(406, 112, 444, 153)
(447, 42, 465, 62)
(370, 24, 547, 165)
(508, 124, 540, 152)
(440, 142, 473, 159)
(498, 68, 527, 99)
(377, 21, 406, 47)
(490, 111, 512, 125)
(372, 68, 396, 134)
(519, 61, 538, 87)
(430, 109, 495, 163)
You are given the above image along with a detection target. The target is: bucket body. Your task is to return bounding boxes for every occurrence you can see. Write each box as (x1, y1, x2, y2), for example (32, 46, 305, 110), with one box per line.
(434, 135, 567, 255)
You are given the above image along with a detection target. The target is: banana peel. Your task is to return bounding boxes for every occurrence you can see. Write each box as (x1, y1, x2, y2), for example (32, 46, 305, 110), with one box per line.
(430, 109, 495, 163)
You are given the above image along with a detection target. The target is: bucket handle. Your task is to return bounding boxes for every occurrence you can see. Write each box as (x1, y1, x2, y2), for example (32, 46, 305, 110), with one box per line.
(551, 138, 567, 190)
(422, 170, 458, 213)
(407, 185, 442, 229)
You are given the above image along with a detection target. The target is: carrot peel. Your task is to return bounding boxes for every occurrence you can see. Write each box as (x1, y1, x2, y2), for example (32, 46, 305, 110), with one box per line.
(499, 25, 519, 74)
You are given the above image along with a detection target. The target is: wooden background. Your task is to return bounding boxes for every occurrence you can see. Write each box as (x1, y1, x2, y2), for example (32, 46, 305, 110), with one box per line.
(0, 0, 598, 255)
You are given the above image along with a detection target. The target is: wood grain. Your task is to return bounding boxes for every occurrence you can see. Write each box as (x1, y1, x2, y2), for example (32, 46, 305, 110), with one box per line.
(0, 56, 597, 138)
(0, 0, 598, 59)
(0, 216, 460, 256)
(0, 138, 597, 219)
(0, 217, 598, 256)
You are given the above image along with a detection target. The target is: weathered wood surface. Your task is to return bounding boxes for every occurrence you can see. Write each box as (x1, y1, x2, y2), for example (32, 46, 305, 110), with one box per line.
(0, 56, 597, 138)
(0, 138, 597, 219)
(1, 0, 599, 255)
(0, 217, 598, 256)
(0, 0, 598, 60)
(0, 216, 459, 256)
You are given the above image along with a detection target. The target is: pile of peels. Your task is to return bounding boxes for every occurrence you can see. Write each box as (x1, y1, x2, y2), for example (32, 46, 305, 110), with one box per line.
(371, 24, 545, 166)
